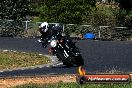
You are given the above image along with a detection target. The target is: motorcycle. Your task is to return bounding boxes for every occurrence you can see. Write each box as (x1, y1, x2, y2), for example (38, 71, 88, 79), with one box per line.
(41, 35, 84, 67)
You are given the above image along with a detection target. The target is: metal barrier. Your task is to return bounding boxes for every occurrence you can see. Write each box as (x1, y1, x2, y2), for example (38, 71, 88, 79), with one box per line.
(0, 19, 132, 40)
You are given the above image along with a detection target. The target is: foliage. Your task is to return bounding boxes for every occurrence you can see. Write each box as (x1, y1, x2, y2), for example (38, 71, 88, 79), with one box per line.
(62, 3, 132, 40)
(35, 0, 96, 24)
(0, 20, 25, 37)
(115, 0, 132, 12)
(64, 24, 80, 36)
(0, 0, 30, 20)
(0, 0, 31, 37)
(0, 0, 132, 40)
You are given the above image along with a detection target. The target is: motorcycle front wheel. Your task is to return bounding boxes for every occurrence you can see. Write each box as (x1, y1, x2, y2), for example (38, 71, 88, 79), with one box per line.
(56, 50, 73, 67)
(56, 50, 84, 67)
(74, 55, 84, 66)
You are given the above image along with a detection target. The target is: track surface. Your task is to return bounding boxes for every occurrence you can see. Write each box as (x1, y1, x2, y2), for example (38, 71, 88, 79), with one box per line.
(0, 37, 132, 77)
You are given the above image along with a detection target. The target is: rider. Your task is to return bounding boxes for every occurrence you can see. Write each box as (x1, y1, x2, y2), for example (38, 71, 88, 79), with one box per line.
(38, 22, 63, 48)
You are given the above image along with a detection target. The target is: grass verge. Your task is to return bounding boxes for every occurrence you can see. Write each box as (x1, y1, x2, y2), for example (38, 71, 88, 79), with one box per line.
(0, 50, 50, 70)
(13, 82, 131, 88)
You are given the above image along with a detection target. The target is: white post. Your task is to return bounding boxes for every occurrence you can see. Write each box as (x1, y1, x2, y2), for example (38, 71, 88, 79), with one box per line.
(99, 26, 101, 39)
(62, 24, 65, 36)
(25, 21, 28, 30)
(25, 20, 30, 30)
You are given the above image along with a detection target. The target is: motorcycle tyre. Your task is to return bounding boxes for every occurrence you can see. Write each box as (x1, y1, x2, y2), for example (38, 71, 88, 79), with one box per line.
(74, 55, 84, 66)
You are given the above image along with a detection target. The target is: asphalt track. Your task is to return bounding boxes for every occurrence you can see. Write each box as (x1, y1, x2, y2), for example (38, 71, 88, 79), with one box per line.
(0, 37, 132, 77)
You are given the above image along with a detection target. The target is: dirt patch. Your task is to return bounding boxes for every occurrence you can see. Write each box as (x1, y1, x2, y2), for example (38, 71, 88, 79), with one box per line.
(0, 74, 77, 88)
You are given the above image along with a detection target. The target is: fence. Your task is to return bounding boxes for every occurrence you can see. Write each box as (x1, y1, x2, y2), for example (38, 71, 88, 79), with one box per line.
(0, 19, 132, 40)
(64, 24, 132, 41)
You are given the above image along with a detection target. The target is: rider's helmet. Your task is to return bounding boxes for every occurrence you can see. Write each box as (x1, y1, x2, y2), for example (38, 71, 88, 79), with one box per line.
(39, 22, 49, 32)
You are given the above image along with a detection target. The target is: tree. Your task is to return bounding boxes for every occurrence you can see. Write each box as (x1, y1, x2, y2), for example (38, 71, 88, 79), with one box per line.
(0, 0, 30, 20)
(39, 0, 96, 24)
(115, 0, 132, 12)
(0, 0, 31, 37)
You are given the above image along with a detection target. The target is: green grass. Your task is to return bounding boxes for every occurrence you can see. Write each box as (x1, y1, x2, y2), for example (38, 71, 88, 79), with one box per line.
(13, 82, 131, 88)
(0, 51, 50, 70)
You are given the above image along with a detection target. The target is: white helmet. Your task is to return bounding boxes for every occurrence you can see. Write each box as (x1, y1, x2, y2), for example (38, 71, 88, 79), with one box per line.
(39, 22, 49, 32)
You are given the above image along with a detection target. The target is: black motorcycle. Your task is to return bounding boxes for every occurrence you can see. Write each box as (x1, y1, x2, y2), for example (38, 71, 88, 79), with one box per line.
(42, 35, 84, 67)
